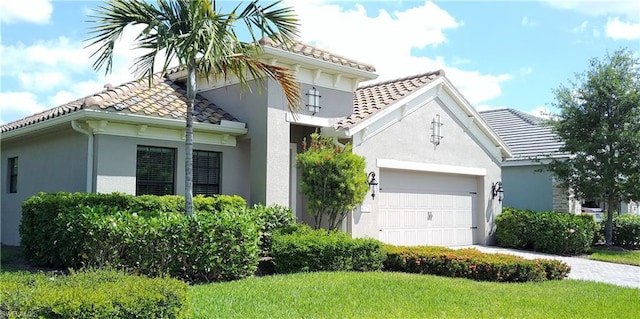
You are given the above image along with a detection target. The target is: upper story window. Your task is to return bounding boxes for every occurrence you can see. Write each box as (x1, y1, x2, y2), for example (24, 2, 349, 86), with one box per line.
(193, 150, 221, 196)
(136, 146, 176, 196)
(7, 157, 18, 193)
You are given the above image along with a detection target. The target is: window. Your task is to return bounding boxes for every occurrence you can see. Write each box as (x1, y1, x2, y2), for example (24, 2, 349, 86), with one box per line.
(136, 146, 176, 196)
(193, 150, 221, 196)
(7, 157, 18, 193)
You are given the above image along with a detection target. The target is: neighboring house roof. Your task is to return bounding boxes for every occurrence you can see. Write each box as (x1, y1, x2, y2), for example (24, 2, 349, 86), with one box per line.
(337, 70, 444, 129)
(259, 37, 376, 73)
(479, 108, 567, 161)
(1, 73, 237, 134)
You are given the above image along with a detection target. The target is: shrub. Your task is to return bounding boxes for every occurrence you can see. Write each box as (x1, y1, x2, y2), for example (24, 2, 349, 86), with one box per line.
(495, 208, 596, 255)
(495, 207, 537, 249)
(271, 225, 385, 273)
(297, 132, 368, 230)
(611, 214, 640, 249)
(251, 204, 296, 256)
(63, 207, 260, 283)
(531, 212, 596, 255)
(20, 192, 248, 269)
(0, 269, 190, 319)
(383, 245, 570, 282)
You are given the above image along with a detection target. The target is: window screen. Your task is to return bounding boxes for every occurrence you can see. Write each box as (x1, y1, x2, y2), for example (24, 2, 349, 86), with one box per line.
(136, 146, 176, 196)
(193, 150, 221, 196)
(8, 157, 18, 193)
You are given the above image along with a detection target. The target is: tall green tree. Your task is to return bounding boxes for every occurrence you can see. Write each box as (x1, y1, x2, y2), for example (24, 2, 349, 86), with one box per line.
(548, 48, 640, 246)
(86, 0, 301, 215)
(297, 132, 368, 231)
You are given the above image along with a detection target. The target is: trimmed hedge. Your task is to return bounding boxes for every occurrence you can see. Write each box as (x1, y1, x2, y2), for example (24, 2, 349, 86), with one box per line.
(496, 207, 596, 255)
(251, 204, 296, 256)
(271, 225, 385, 273)
(19, 192, 261, 283)
(20, 192, 246, 268)
(610, 214, 640, 249)
(383, 245, 570, 282)
(0, 269, 190, 319)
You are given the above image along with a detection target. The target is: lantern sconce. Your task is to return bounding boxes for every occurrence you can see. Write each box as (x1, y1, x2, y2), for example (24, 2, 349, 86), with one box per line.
(367, 172, 378, 199)
(491, 181, 504, 202)
(431, 114, 443, 145)
(306, 87, 322, 115)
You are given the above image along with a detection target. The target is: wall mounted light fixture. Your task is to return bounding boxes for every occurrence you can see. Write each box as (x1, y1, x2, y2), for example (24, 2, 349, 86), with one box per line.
(491, 181, 504, 202)
(367, 172, 378, 199)
(431, 114, 443, 145)
(306, 87, 321, 114)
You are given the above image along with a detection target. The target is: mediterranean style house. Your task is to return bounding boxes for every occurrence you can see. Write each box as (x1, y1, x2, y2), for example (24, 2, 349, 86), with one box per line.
(1, 38, 511, 247)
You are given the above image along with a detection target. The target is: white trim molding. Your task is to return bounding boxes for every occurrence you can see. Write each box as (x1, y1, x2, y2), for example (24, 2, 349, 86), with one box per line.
(377, 158, 487, 176)
(285, 112, 331, 127)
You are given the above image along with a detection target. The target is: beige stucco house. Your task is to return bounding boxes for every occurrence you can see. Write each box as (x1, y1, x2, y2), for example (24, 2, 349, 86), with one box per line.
(1, 38, 510, 247)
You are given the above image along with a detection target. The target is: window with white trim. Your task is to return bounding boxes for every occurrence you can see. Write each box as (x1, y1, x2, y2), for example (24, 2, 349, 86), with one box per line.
(136, 146, 176, 196)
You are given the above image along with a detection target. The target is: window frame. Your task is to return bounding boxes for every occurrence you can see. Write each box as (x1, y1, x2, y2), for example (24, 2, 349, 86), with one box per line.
(7, 157, 18, 193)
(135, 146, 176, 196)
(193, 150, 221, 196)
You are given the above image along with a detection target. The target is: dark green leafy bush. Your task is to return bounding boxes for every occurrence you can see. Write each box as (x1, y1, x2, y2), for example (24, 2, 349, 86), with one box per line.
(496, 207, 596, 255)
(271, 225, 385, 273)
(64, 207, 260, 283)
(20, 192, 247, 268)
(383, 245, 570, 282)
(611, 214, 640, 249)
(495, 207, 537, 249)
(251, 204, 296, 256)
(0, 269, 190, 319)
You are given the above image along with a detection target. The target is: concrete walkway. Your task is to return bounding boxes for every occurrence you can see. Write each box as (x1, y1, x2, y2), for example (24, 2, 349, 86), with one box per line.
(464, 246, 640, 289)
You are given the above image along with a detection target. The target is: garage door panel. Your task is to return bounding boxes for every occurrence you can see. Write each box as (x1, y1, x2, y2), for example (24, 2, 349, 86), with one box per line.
(378, 170, 476, 246)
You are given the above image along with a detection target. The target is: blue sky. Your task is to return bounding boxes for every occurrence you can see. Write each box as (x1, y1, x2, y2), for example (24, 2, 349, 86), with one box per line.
(1, 0, 639, 124)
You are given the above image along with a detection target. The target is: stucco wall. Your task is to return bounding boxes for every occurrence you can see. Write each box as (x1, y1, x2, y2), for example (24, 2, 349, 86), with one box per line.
(502, 165, 554, 212)
(93, 134, 246, 198)
(351, 98, 502, 246)
(1, 128, 88, 245)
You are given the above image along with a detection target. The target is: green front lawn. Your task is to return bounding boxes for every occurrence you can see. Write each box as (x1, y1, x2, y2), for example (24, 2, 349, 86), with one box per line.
(190, 272, 640, 319)
(587, 248, 640, 266)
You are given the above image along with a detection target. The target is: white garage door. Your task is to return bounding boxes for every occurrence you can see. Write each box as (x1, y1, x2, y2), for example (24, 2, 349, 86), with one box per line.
(378, 169, 477, 246)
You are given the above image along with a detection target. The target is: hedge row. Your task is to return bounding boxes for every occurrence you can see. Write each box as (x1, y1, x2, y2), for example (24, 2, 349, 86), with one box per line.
(0, 269, 190, 319)
(383, 245, 570, 282)
(20, 192, 294, 283)
(608, 214, 640, 249)
(495, 207, 596, 255)
(271, 225, 386, 273)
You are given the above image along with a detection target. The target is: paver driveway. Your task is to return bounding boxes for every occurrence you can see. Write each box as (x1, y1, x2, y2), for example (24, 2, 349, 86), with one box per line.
(465, 246, 640, 289)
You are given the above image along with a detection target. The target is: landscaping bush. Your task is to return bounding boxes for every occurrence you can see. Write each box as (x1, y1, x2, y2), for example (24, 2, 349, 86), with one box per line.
(251, 204, 296, 256)
(383, 245, 570, 282)
(20, 192, 247, 268)
(0, 269, 190, 319)
(611, 214, 640, 249)
(271, 225, 385, 273)
(495, 207, 537, 249)
(531, 212, 596, 255)
(495, 207, 596, 255)
(63, 206, 260, 283)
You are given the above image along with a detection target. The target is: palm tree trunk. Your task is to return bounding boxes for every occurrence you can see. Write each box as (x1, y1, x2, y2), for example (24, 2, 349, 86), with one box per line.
(185, 61, 196, 216)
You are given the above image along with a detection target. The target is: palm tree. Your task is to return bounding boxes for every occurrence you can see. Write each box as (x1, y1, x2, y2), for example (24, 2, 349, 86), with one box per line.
(86, 0, 301, 215)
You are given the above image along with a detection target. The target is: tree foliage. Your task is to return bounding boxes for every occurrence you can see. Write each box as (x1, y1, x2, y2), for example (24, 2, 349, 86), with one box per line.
(548, 48, 640, 245)
(85, 0, 301, 215)
(297, 132, 368, 231)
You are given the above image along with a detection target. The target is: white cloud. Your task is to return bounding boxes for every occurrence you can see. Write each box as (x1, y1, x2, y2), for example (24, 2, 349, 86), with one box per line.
(0, 92, 47, 124)
(519, 67, 533, 76)
(605, 17, 640, 40)
(528, 106, 553, 119)
(521, 16, 539, 27)
(572, 21, 589, 33)
(288, 0, 510, 104)
(543, 0, 640, 20)
(0, 0, 53, 24)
